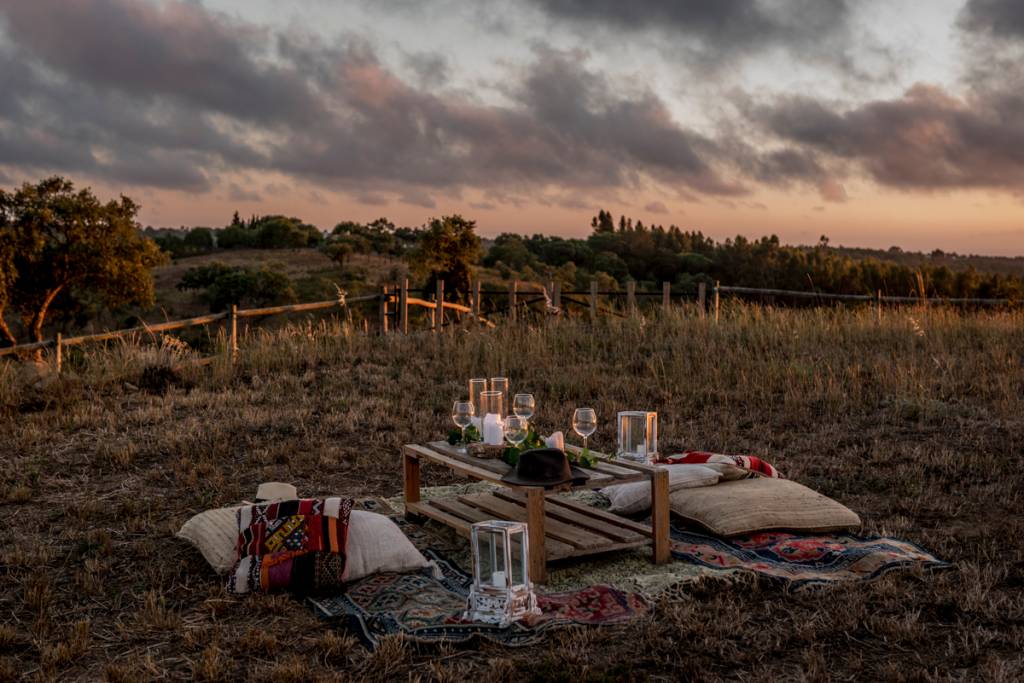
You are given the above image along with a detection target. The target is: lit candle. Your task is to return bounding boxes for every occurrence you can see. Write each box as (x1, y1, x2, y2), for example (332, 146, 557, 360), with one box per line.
(483, 413, 504, 445)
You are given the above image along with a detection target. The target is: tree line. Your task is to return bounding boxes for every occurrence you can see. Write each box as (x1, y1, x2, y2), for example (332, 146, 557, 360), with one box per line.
(3, 176, 1023, 347)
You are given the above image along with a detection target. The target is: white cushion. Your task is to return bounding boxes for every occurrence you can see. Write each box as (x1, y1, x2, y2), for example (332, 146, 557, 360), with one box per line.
(177, 506, 243, 575)
(603, 465, 721, 515)
(346, 511, 431, 580)
(177, 506, 430, 580)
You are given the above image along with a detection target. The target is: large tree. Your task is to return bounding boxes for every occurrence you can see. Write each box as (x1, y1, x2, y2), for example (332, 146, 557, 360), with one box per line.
(0, 176, 165, 345)
(409, 215, 481, 298)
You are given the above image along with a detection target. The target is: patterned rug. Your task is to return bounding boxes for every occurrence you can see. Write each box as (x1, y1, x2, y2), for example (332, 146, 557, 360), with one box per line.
(670, 526, 952, 591)
(309, 550, 651, 650)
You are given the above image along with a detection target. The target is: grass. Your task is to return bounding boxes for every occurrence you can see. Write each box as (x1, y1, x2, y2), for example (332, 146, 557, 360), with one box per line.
(1, 302, 1023, 680)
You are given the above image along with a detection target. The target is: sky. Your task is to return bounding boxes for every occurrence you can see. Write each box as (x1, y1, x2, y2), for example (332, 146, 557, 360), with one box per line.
(1, 0, 1023, 255)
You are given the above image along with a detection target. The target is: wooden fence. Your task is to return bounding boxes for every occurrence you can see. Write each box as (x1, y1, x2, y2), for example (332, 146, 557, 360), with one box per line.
(1, 278, 1013, 371)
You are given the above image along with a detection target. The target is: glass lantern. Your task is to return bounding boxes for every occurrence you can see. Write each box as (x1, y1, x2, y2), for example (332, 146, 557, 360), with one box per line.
(464, 520, 540, 626)
(616, 411, 658, 464)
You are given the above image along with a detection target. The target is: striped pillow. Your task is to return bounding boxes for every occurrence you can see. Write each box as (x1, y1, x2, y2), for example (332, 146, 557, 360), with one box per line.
(227, 497, 354, 595)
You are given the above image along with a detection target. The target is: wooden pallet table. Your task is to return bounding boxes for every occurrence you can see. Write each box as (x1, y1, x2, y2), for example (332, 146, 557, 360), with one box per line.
(402, 441, 670, 583)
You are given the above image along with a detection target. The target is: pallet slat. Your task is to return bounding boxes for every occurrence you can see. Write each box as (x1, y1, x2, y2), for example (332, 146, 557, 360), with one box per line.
(422, 498, 575, 560)
(492, 490, 644, 544)
(458, 493, 611, 551)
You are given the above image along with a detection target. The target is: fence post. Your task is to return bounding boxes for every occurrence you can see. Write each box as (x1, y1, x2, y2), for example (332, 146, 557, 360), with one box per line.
(472, 280, 481, 320)
(662, 282, 670, 311)
(552, 281, 561, 313)
(226, 304, 238, 363)
(698, 282, 707, 319)
(54, 333, 62, 375)
(435, 280, 445, 333)
(399, 278, 409, 335)
(713, 281, 720, 324)
(590, 280, 598, 322)
(626, 281, 636, 316)
(875, 289, 882, 325)
(379, 285, 389, 335)
(508, 280, 518, 323)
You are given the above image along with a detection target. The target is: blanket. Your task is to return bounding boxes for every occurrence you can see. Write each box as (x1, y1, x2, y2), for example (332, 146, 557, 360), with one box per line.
(661, 450, 782, 479)
(310, 549, 651, 649)
(670, 525, 951, 590)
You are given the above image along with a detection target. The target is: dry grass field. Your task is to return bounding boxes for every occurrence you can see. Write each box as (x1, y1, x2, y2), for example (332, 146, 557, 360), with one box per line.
(1, 304, 1022, 681)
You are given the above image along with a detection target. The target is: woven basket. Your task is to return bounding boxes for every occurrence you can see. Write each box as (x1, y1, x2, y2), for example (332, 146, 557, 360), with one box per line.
(467, 443, 504, 460)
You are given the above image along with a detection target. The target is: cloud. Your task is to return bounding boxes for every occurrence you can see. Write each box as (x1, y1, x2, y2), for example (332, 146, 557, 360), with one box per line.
(0, 0, 758, 200)
(747, 84, 1024, 193)
(2, 0, 1019, 210)
(643, 200, 668, 214)
(227, 183, 261, 202)
(817, 178, 847, 203)
(524, 0, 855, 70)
(960, 0, 1024, 40)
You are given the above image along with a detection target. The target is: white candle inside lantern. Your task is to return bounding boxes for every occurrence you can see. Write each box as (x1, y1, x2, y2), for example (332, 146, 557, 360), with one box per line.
(492, 570, 506, 587)
(483, 413, 504, 445)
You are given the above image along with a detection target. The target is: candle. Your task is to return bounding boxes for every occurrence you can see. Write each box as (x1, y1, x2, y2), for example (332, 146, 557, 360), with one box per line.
(492, 570, 507, 587)
(483, 413, 504, 445)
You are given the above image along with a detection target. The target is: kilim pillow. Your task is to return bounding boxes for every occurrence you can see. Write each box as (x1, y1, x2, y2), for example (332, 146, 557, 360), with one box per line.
(227, 497, 354, 595)
(670, 477, 861, 536)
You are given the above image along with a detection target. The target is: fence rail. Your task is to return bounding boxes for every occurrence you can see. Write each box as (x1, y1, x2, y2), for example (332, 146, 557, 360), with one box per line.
(2, 277, 1014, 370)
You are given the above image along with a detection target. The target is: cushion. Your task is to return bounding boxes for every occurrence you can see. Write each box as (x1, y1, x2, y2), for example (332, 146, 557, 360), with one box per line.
(177, 506, 430, 582)
(603, 465, 721, 515)
(669, 477, 861, 536)
(177, 505, 244, 575)
(345, 511, 432, 580)
(228, 497, 354, 595)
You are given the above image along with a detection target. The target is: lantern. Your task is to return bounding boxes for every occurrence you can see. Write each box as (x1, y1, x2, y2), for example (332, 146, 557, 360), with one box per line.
(464, 520, 540, 626)
(616, 411, 658, 464)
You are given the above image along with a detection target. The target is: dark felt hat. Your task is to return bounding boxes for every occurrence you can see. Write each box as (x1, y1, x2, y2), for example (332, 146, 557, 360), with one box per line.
(500, 448, 590, 488)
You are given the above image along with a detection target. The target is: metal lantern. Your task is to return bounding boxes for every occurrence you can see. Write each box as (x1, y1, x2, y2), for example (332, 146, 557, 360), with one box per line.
(464, 520, 540, 626)
(616, 411, 658, 464)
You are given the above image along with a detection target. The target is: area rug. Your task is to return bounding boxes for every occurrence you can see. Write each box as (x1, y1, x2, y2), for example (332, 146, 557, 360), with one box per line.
(309, 550, 651, 650)
(670, 526, 952, 591)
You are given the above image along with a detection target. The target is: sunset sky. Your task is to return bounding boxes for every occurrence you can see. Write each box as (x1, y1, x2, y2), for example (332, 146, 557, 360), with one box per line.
(1, 0, 1023, 255)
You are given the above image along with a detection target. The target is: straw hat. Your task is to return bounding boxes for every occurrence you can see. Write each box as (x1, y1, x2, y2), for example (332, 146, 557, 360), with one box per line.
(255, 482, 298, 502)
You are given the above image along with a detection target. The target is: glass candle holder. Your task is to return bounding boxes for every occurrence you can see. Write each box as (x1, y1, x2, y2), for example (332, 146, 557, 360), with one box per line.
(616, 411, 658, 463)
(469, 378, 488, 429)
(480, 390, 505, 445)
(490, 377, 510, 415)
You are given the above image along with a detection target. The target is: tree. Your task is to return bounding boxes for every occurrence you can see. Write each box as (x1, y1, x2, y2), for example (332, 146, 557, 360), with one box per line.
(409, 215, 482, 298)
(0, 176, 165, 345)
(177, 262, 296, 311)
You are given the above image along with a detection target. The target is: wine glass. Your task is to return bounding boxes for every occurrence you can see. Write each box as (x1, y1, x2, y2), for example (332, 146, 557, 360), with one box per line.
(452, 400, 474, 453)
(572, 408, 597, 453)
(513, 393, 535, 420)
(504, 416, 529, 448)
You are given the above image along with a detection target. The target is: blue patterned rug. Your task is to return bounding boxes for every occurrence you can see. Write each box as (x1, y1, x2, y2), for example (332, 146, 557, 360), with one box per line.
(309, 550, 651, 650)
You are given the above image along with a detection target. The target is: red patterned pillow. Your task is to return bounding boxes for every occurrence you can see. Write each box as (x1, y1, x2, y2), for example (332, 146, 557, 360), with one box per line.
(227, 497, 353, 595)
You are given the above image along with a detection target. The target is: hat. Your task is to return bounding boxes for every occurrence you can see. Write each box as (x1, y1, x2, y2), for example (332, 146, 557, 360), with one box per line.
(255, 482, 298, 502)
(500, 449, 590, 488)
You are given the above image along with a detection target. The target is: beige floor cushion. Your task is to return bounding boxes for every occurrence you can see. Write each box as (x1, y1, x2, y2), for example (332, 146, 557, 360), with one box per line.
(177, 507, 430, 580)
(604, 465, 721, 515)
(669, 477, 861, 536)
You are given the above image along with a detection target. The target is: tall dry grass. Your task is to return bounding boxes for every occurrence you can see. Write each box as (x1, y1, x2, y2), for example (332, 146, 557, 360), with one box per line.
(1, 303, 1022, 680)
